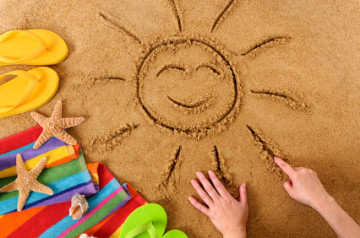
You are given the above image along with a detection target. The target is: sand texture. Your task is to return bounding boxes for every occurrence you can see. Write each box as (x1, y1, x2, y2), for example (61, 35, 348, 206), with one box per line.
(1, 0, 360, 237)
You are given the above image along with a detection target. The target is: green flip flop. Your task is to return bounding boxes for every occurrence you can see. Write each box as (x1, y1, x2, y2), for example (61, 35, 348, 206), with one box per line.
(163, 230, 188, 238)
(120, 203, 167, 238)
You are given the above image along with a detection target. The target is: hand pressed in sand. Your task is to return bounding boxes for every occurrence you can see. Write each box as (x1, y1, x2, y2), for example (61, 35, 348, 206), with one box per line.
(274, 157, 360, 238)
(188, 171, 248, 238)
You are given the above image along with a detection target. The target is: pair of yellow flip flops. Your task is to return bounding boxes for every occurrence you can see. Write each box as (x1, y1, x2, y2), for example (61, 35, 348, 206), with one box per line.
(0, 29, 68, 119)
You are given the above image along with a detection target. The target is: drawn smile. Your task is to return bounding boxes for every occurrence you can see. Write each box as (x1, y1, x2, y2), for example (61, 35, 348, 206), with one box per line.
(167, 95, 211, 109)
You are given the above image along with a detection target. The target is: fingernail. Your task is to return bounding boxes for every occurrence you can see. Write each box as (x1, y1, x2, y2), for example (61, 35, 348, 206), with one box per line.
(274, 156, 281, 161)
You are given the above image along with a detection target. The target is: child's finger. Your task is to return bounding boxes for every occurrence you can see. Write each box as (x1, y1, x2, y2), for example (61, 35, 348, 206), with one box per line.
(208, 170, 229, 198)
(191, 179, 214, 206)
(239, 183, 247, 203)
(188, 196, 210, 216)
(274, 157, 295, 177)
(283, 180, 293, 194)
(196, 172, 220, 201)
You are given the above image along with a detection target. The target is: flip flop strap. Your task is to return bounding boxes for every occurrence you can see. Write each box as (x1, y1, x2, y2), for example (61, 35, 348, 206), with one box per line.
(124, 222, 159, 238)
(0, 30, 48, 64)
(0, 70, 41, 113)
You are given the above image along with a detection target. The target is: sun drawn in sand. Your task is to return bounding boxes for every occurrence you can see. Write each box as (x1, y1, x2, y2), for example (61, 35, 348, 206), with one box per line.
(91, 0, 310, 192)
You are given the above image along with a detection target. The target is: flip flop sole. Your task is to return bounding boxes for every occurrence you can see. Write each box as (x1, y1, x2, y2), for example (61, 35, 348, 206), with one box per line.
(0, 67, 59, 119)
(120, 203, 167, 238)
(0, 29, 68, 66)
(163, 230, 188, 238)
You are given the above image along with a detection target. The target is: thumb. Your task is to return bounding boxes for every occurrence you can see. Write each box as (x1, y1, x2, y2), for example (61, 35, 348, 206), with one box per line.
(283, 180, 293, 194)
(238, 183, 247, 203)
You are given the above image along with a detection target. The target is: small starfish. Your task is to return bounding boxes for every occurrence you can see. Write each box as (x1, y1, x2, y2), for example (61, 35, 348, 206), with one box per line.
(0, 154, 53, 211)
(31, 100, 85, 149)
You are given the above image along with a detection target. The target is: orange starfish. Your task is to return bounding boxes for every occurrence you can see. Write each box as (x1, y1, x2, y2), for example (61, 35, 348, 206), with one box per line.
(31, 101, 85, 149)
(0, 154, 53, 211)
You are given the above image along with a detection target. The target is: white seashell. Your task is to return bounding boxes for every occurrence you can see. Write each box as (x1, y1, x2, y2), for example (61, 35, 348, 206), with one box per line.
(69, 193, 89, 220)
(79, 233, 97, 238)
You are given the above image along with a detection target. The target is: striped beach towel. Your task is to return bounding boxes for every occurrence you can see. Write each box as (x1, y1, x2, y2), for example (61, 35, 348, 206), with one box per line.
(0, 126, 147, 237)
(0, 163, 146, 237)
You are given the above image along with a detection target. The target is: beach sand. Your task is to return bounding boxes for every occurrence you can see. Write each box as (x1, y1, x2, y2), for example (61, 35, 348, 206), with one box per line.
(1, 0, 360, 237)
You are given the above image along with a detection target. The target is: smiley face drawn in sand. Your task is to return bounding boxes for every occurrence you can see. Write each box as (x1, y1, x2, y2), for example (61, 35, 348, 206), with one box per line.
(96, 1, 309, 145)
(2, 1, 358, 238)
(95, 0, 310, 179)
(136, 38, 240, 138)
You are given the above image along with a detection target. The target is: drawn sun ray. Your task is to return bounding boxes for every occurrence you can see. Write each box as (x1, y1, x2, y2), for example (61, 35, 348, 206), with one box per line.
(169, 0, 182, 32)
(246, 125, 287, 177)
(211, 146, 235, 190)
(251, 89, 309, 111)
(93, 1, 302, 183)
(158, 144, 237, 194)
(211, 0, 237, 33)
(157, 145, 182, 193)
(88, 124, 138, 152)
(241, 36, 292, 57)
(93, 75, 127, 81)
(98, 11, 143, 45)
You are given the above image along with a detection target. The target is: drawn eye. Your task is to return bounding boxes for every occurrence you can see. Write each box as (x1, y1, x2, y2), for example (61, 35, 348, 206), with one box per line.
(196, 63, 222, 76)
(156, 64, 186, 77)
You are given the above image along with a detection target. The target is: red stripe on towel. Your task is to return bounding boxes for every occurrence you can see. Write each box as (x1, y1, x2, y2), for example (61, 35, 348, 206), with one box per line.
(0, 126, 42, 154)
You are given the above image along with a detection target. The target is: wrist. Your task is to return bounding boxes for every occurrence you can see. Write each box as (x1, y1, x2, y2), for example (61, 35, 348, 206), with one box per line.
(312, 193, 336, 214)
(222, 227, 246, 238)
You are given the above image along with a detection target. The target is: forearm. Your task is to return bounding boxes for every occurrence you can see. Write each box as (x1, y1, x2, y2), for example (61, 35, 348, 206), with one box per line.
(314, 195, 360, 238)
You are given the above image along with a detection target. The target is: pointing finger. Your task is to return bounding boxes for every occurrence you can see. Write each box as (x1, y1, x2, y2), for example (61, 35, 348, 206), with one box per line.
(274, 157, 294, 177)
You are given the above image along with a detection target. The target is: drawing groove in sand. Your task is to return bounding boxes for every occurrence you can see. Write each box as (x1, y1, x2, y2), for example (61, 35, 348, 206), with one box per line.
(156, 64, 185, 77)
(251, 89, 309, 111)
(157, 146, 182, 194)
(211, 0, 237, 33)
(167, 94, 215, 114)
(97, 2, 292, 142)
(212, 146, 232, 184)
(246, 125, 286, 177)
(93, 76, 126, 81)
(98, 11, 142, 45)
(3, 1, 357, 237)
(196, 63, 222, 75)
(167, 95, 210, 109)
(88, 124, 138, 152)
(241, 36, 292, 57)
(169, 0, 182, 32)
(136, 37, 241, 139)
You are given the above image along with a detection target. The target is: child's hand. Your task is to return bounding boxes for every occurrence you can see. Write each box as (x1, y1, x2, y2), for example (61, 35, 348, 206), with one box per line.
(275, 157, 360, 238)
(188, 170, 248, 238)
(274, 157, 331, 210)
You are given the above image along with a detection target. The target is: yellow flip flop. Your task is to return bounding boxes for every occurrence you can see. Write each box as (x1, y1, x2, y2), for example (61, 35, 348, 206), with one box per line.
(0, 29, 68, 66)
(0, 67, 59, 119)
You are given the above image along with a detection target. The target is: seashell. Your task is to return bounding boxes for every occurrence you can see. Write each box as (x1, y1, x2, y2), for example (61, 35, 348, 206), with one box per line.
(79, 234, 97, 238)
(69, 193, 89, 220)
